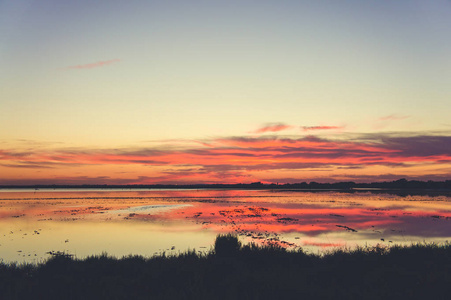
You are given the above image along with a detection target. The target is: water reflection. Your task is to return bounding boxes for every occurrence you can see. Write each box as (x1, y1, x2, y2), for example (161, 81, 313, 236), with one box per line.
(0, 189, 450, 263)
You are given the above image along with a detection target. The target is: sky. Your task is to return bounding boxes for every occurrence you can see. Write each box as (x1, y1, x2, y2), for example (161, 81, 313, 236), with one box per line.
(1, 0, 451, 185)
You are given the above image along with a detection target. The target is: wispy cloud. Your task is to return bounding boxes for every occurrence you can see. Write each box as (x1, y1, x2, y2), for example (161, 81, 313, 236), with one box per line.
(254, 123, 293, 133)
(301, 126, 344, 131)
(378, 114, 410, 121)
(65, 59, 121, 70)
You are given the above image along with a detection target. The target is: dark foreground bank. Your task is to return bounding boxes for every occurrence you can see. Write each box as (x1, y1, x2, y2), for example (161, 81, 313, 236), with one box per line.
(1, 235, 450, 300)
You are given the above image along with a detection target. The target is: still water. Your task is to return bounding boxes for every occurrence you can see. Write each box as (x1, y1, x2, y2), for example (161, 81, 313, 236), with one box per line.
(0, 189, 450, 263)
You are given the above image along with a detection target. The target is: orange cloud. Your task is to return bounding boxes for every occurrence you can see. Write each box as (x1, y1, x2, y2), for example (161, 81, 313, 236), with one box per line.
(1, 135, 450, 169)
(1, 132, 451, 185)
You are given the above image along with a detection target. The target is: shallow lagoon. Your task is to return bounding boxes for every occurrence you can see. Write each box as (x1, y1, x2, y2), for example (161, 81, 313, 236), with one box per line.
(1, 189, 450, 263)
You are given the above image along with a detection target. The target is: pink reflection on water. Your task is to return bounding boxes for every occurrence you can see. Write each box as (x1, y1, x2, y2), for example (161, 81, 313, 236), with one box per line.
(0, 189, 450, 260)
(123, 192, 451, 249)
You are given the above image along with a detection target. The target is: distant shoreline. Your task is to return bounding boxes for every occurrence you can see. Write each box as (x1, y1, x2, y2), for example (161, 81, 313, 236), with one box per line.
(1, 179, 450, 197)
(1, 178, 450, 191)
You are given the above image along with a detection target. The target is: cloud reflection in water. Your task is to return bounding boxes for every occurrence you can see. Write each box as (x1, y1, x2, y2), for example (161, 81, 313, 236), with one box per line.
(0, 189, 450, 262)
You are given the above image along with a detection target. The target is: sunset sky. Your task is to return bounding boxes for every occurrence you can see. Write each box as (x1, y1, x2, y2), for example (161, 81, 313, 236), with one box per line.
(1, 0, 450, 185)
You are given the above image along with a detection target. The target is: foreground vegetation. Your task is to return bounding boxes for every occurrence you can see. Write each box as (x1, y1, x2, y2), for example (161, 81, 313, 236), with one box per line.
(1, 235, 450, 299)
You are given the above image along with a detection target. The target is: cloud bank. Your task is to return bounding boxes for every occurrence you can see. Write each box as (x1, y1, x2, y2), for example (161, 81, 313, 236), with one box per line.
(1, 131, 451, 184)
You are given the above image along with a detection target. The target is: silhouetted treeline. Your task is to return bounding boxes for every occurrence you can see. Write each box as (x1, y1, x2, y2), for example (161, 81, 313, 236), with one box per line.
(1, 178, 450, 191)
(1, 235, 450, 300)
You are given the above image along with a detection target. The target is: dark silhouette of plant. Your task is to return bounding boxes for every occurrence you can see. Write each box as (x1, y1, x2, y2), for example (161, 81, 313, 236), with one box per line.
(214, 233, 241, 257)
(0, 238, 450, 299)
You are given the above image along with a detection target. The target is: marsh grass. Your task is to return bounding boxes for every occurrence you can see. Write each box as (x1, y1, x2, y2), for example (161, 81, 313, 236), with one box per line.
(1, 236, 450, 299)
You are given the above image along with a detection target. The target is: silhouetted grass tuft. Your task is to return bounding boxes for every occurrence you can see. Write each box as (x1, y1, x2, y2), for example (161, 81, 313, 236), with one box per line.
(0, 238, 450, 299)
(214, 233, 241, 257)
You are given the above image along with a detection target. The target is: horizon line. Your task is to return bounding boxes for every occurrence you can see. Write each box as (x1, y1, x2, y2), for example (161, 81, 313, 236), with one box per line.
(1, 178, 450, 189)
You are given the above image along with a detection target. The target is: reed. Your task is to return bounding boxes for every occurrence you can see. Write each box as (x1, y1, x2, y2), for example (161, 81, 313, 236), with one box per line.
(0, 236, 449, 299)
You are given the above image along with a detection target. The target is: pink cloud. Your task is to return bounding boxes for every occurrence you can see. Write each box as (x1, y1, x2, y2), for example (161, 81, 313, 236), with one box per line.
(65, 59, 121, 70)
(254, 123, 293, 133)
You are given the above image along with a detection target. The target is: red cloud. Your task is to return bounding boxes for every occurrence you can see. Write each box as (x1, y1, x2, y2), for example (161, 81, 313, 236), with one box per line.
(2, 133, 451, 185)
(65, 59, 121, 69)
(254, 123, 293, 133)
